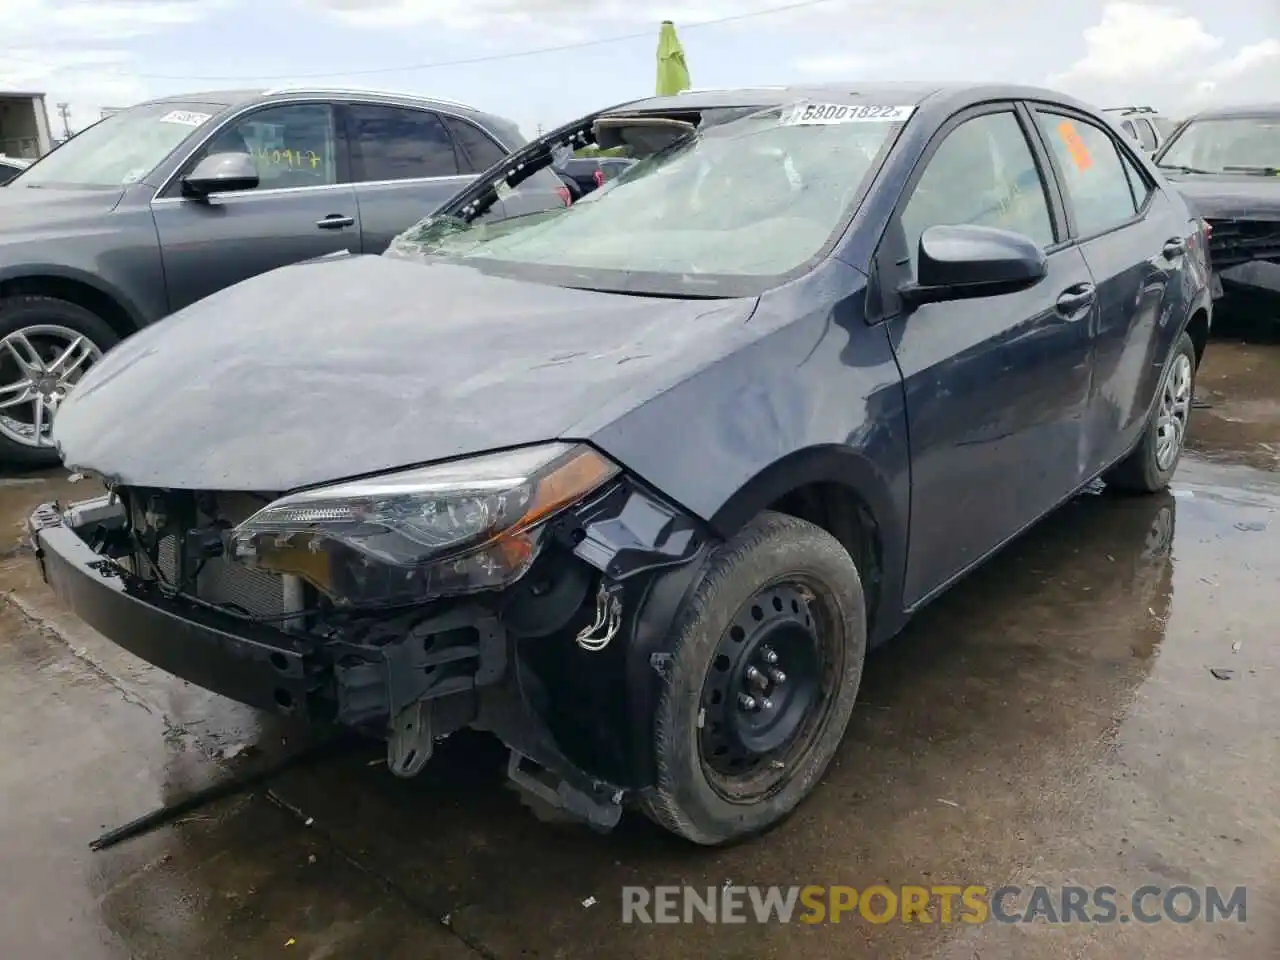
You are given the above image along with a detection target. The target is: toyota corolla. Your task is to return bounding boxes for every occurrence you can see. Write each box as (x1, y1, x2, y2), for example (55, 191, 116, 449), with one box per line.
(29, 83, 1211, 846)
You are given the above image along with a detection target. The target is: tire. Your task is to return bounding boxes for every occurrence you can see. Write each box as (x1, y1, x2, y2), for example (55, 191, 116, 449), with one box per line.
(1104, 331, 1197, 494)
(640, 511, 867, 846)
(0, 296, 120, 468)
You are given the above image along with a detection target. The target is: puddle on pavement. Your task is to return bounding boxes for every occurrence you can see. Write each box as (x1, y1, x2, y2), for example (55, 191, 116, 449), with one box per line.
(0, 334, 1275, 959)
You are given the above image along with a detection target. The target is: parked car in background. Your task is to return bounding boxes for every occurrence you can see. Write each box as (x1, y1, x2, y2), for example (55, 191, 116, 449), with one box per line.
(1102, 106, 1177, 155)
(1154, 102, 1280, 314)
(0, 155, 30, 185)
(0, 86, 563, 465)
(33, 82, 1211, 847)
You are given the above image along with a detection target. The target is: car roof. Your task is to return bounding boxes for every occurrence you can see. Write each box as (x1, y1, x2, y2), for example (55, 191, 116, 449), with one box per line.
(133, 86, 489, 115)
(1186, 102, 1280, 120)
(606, 81, 1103, 118)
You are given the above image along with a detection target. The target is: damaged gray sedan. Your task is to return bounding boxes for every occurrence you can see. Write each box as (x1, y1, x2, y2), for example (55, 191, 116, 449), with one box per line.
(29, 82, 1209, 845)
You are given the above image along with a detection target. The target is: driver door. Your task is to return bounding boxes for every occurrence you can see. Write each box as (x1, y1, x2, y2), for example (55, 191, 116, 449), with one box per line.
(874, 104, 1097, 606)
(151, 101, 360, 313)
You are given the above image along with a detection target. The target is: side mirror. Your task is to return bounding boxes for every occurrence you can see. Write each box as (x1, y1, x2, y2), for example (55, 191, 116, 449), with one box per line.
(181, 152, 259, 198)
(900, 224, 1047, 307)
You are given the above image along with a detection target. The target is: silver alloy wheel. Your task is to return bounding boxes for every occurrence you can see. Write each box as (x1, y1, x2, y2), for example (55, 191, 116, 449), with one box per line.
(0, 325, 103, 449)
(1154, 352, 1192, 472)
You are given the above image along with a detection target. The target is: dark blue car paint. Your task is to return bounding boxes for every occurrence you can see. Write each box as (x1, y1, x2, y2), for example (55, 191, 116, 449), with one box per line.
(52, 82, 1211, 653)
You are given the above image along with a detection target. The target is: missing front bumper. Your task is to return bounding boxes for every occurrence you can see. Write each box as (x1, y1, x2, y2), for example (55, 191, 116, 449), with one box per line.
(28, 481, 710, 831)
(26, 496, 629, 826)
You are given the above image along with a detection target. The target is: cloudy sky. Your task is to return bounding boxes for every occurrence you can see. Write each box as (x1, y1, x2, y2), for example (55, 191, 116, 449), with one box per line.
(2, 0, 1278, 137)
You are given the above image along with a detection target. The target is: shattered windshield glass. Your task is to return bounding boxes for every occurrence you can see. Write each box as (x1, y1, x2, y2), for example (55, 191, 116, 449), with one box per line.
(1158, 116, 1280, 174)
(387, 101, 909, 295)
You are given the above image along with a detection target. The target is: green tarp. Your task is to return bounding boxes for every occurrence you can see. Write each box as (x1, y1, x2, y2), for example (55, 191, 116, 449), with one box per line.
(656, 20, 691, 96)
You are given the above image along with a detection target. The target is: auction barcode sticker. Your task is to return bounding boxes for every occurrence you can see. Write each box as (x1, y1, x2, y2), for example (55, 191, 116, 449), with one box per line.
(782, 103, 915, 125)
(159, 110, 212, 127)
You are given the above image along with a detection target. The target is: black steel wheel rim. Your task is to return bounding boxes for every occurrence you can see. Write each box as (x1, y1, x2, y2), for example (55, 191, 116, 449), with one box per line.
(697, 580, 838, 801)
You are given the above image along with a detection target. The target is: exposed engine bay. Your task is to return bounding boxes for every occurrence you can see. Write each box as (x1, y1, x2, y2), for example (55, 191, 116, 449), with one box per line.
(30, 465, 712, 829)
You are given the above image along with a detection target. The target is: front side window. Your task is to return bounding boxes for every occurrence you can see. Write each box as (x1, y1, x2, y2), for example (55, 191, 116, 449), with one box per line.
(348, 105, 459, 181)
(190, 103, 337, 191)
(1157, 115, 1280, 174)
(901, 111, 1055, 272)
(11, 101, 224, 189)
(1036, 112, 1136, 237)
(388, 101, 909, 296)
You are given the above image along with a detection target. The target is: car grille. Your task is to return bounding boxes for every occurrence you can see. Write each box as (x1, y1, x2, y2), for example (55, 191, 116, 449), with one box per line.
(137, 491, 289, 619)
(155, 534, 287, 618)
(1205, 218, 1280, 269)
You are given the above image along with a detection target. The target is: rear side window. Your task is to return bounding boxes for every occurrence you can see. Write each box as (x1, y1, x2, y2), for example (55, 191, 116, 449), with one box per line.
(346, 104, 459, 182)
(442, 116, 507, 172)
(901, 110, 1055, 272)
(1036, 112, 1137, 237)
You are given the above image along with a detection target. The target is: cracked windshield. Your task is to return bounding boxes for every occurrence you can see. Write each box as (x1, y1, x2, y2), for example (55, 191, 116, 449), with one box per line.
(391, 105, 899, 282)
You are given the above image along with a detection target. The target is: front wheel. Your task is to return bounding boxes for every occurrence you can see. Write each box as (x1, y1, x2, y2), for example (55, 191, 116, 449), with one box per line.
(1105, 330, 1197, 494)
(641, 511, 867, 846)
(0, 296, 119, 468)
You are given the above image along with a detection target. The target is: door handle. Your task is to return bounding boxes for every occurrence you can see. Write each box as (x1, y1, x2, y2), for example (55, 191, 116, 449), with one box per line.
(1055, 283, 1096, 319)
(316, 214, 355, 230)
(1162, 237, 1186, 259)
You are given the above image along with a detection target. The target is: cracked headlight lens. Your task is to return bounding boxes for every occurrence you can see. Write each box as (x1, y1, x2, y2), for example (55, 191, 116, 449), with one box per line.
(229, 443, 618, 608)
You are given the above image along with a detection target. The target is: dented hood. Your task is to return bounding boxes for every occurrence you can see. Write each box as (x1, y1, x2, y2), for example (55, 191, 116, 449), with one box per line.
(52, 253, 757, 491)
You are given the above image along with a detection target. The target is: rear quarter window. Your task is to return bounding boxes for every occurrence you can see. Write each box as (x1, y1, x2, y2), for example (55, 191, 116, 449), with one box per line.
(443, 116, 509, 172)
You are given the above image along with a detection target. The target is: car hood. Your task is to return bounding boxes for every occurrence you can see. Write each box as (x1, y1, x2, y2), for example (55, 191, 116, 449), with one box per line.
(52, 252, 758, 491)
(0, 182, 124, 225)
(1167, 173, 1280, 220)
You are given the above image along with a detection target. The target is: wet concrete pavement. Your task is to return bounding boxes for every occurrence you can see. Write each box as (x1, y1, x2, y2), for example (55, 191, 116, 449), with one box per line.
(0, 328, 1277, 959)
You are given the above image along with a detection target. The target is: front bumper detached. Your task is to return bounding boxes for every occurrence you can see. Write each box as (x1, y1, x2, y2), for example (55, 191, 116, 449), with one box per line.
(28, 483, 708, 830)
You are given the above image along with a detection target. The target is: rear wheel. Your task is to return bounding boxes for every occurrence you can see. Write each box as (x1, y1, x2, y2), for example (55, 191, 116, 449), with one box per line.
(1105, 331, 1197, 494)
(641, 511, 866, 846)
(0, 296, 119, 468)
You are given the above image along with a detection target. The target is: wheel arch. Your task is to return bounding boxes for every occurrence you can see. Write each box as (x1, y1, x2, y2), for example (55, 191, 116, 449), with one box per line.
(1185, 306, 1210, 368)
(0, 268, 143, 343)
(709, 444, 908, 641)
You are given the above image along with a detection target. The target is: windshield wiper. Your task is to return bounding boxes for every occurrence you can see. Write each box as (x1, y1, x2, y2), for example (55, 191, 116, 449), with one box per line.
(1223, 164, 1280, 176)
(1157, 163, 1215, 174)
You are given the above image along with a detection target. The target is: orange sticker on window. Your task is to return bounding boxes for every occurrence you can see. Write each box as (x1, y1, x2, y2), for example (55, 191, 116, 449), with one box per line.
(1057, 121, 1093, 172)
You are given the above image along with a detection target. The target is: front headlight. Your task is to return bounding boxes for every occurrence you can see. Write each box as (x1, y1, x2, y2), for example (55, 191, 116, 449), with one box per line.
(229, 443, 618, 608)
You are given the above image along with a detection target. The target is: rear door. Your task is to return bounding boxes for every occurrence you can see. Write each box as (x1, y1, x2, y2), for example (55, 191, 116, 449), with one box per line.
(342, 103, 472, 253)
(152, 101, 360, 312)
(873, 104, 1097, 605)
(1028, 106, 1189, 472)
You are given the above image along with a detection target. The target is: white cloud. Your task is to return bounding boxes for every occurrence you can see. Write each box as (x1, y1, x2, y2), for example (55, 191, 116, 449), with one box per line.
(1051, 3, 1280, 114)
(0, 1, 220, 133)
(1053, 3, 1221, 83)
